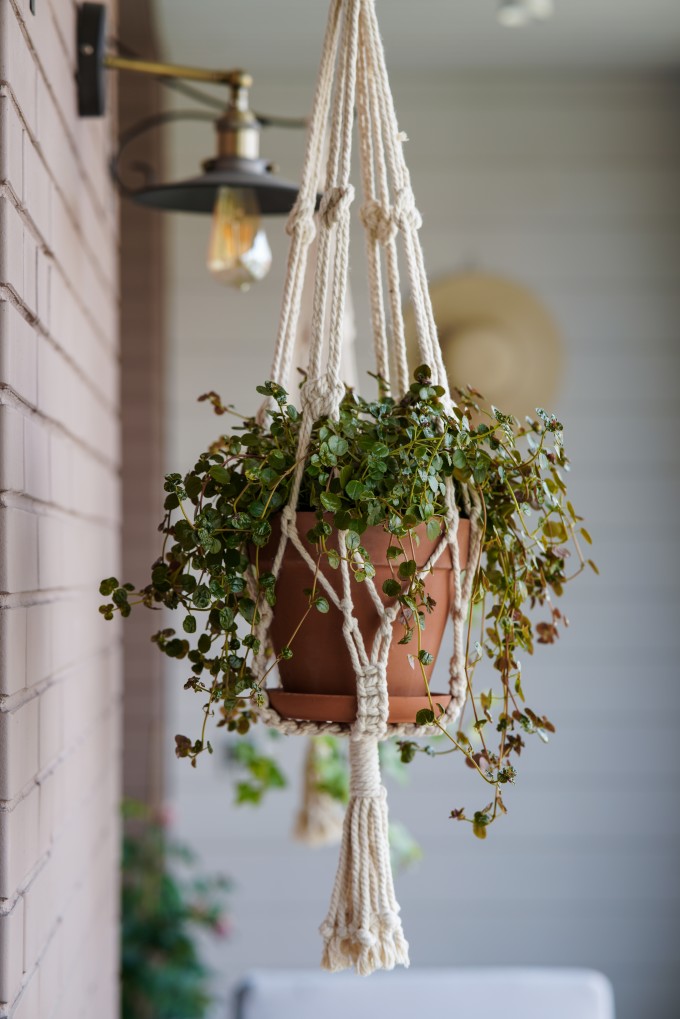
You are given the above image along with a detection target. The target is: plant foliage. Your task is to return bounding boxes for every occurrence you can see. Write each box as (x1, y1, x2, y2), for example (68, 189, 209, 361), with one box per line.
(121, 801, 231, 1019)
(102, 369, 592, 834)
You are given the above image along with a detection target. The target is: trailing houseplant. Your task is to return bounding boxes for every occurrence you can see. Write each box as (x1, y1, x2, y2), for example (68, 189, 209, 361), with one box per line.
(120, 800, 231, 1019)
(101, 366, 592, 836)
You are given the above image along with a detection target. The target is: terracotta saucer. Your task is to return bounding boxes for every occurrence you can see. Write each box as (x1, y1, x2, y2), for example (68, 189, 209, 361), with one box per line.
(267, 689, 452, 725)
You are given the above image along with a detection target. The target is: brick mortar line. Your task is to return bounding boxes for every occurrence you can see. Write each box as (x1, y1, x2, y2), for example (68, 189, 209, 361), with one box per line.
(0, 685, 123, 895)
(0, 587, 124, 609)
(3, 2, 118, 230)
(0, 637, 123, 717)
(0, 156, 119, 321)
(0, 382, 121, 477)
(0, 119, 120, 325)
(0, 190, 119, 364)
(0, 813, 120, 1013)
(0, 488, 122, 531)
(27, 822, 120, 1015)
(0, 696, 121, 913)
(44, 0, 79, 75)
(0, 282, 120, 420)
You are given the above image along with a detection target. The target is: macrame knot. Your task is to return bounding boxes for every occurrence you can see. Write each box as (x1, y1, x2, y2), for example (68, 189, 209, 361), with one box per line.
(301, 375, 346, 419)
(280, 504, 297, 537)
(286, 203, 317, 246)
(319, 184, 356, 229)
(353, 663, 389, 739)
(393, 188, 422, 233)
(360, 199, 397, 246)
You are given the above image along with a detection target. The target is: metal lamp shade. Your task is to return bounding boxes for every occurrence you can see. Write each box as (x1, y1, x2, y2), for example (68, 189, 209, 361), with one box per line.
(131, 158, 301, 215)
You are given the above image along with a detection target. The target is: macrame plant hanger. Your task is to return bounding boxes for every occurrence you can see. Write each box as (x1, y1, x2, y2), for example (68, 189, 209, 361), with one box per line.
(252, 0, 483, 975)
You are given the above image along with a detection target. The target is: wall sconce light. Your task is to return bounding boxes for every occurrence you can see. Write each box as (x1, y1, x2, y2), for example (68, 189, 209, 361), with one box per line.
(77, 3, 306, 289)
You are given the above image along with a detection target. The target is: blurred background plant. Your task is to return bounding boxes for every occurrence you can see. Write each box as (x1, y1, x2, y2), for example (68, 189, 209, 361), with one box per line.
(121, 800, 231, 1019)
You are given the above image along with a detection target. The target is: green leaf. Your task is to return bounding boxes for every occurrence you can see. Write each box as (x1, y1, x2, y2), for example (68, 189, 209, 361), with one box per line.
(99, 577, 118, 596)
(398, 559, 417, 580)
(209, 465, 231, 485)
(370, 442, 390, 459)
(345, 531, 360, 551)
(417, 650, 434, 666)
(339, 464, 353, 490)
(182, 615, 197, 634)
(314, 596, 330, 613)
(192, 585, 211, 609)
(542, 519, 568, 542)
(328, 435, 348, 456)
(345, 480, 366, 501)
(415, 708, 435, 726)
(382, 579, 402, 598)
(426, 518, 441, 541)
(320, 491, 342, 513)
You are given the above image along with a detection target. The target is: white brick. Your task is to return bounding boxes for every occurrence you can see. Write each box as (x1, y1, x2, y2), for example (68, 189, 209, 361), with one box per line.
(25, 600, 51, 687)
(0, 696, 39, 800)
(11, 968, 39, 1019)
(23, 140, 51, 247)
(0, 787, 39, 898)
(22, 227, 37, 317)
(36, 247, 50, 328)
(0, 301, 38, 406)
(50, 599, 81, 677)
(0, 605, 27, 695)
(19, 0, 75, 156)
(0, 506, 39, 592)
(0, 5, 38, 136)
(0, 402, 25, 492)
(0, 91, 24, 198)
(36, 339, 69, 427)
(37, 512, 63, 591)
(23, 853, 59, 974)
(23, 412, 50, 503)
(38, 921, 64, 1017)
(38, 682, 62, 771)
(0, 197, 25, 299)
(37, 764, 63, 858)
(0, 893, 25, 1007)
(48, 430, 72, 513)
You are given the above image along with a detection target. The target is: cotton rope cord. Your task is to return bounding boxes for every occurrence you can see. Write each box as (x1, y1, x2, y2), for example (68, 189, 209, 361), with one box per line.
(319, 738, 409, 974)
(294, 738, 345, 847)
(245, 0, 484, 972)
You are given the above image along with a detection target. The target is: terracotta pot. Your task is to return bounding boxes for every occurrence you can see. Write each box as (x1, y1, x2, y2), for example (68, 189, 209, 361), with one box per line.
(255, 512, 470, 724)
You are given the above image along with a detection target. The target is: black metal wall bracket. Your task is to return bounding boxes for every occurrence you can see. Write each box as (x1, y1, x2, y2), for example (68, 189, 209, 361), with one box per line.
(76, 3, 107, 117)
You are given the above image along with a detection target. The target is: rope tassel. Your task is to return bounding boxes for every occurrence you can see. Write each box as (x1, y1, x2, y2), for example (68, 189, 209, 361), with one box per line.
(320, 737, 409, 974)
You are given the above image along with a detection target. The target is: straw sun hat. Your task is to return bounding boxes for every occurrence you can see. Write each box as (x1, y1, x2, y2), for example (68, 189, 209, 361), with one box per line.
(404, 271, 563, 419)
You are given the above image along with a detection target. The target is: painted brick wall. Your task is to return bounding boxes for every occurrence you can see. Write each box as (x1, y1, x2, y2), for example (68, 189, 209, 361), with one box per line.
(0, 2, 121, 1018)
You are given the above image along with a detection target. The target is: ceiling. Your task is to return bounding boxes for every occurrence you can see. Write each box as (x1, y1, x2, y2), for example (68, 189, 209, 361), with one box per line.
(155, 0, 680, 76)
